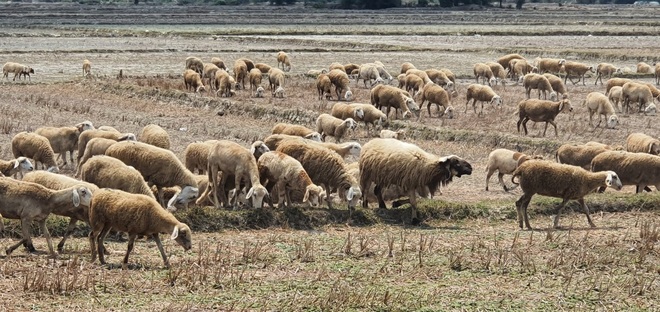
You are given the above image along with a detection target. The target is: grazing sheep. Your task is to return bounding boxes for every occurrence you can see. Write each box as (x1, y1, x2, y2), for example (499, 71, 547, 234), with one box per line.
(626, 132, 660, 155)
(622, 82, 654, 114)
(510, 59, 537, 82)
(607, 86, 623, 113)
(418, 82, 452, 120)
(356, 64, 385, 88)
(473, 63, 496, 86)
(268, 67, 286, 92)
(347, 103, 388, 135)
(105, 141, 199, 208)
(405, 68, 432, 84)
(371, 84, 419, 120)
(396, 73, 407, 89)
(276, 140, 361, 209)
(81, 155, 155, 199)
(523, 73, 555, 100)
(517, 99, 573, 137)
(316, 74, 333, 100)
(257, 151, 324, 208)
(644, 102, 657, 116)
(214, 70, 235, 98)
(464, 84, 502, 116)
(22, 171, 99, 252)
(210, 57, 227, 71)
(605, 78, 632, 95)
(82, 59, 91, 76)
(497, 53, 525, 71)
(591, 151, 660, 193)
(11, 131, 59, 173)
(202, 63, 220, 88)
(440, 68, 456, 84)
(75, 138, 121, 177)
(316, 114, 357, 143)
(138, 124, 170, 150)
(276, 51, 291, 72)
(274, 86, 285, 98)
(637, 62, 653, 74)
(485, 62, 507, 88)
(404, 74, 425, 96)
(359, 139, 472, 224)
(0, 157, 34, 178)
(555, 144, 610, 170)
(185, 56, 204, 75)
(255, 63, 272, 74)
(184, 140, 215, 174)
(3, 62, 34, 81)
(644, 82, 660, 100)
(583, 92, 618, 128)
(425, 69, 454, 90)
(248, 68, 262, 92)
(343, 63, 360, 75)
(400, 62, 416, 74)
(264, 134, 360, 160)
(76, 129, 136, 168)
(35, 121, 95, 168)
(330, 102, 365, 122)
(485, 149, 539, 191)
(271, 123, 322, 141)
(255, 86, 265, 98)
(561, 61, 594, 85)
(327, 69, 353, 101)
(542, 73, 568, 99)
(183, 69, 205, 93)
(0, 179, 92, 256)
(536, 58, 566, 74)
(233, 60, 248, 90)
(379, 129, 405, 140)
(595, 63, 620, 85)
(511, 160, 622, 229)
(88, 189, 192, 269)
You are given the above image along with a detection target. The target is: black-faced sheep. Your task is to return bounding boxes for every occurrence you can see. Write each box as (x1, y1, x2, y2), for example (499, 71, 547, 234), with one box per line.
(511, 160, 622, 229)
(359, 139, 472, 225)
(271, 123, 322, 141)
(11, 131, 59, 173)
(465, 84, 502, 116)
(561, 61, 594, 85)
(591, 151, 660, 193)
(277, 51, 291, 72)
(595, 63, 621, 85)
(371, 84, 418, 120)
(138, 124, 170, 150)
(327, 69, 353, 101)
(316, 114, 357, 143)
(248, 68, 262, 92)
(583, 92, 618, 128)
(82, 59, 91, 77)
(0, 157, 33, 178)
(626, 132, 660, 155)
(183, 69, 205, 93)
(35, 120, 95, 168)
(516, 99, 573, 137)
(418, 82, 452, 120)
(2, 62, 34, 81)
(257, 151, 324, 208)
(555, 144, 610, 170)
(622, 81, 654, 114)
(637, 62, 653, 74)
(185, 56, 204, 75)
(485, 149, 539, 191)
(523, 73, 555, 100)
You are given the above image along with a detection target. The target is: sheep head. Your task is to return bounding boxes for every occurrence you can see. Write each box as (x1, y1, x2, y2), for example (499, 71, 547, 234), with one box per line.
(196, 85, 206, 93)
(72, 186, 93, 208)
(171, 223, 193, 251)
(255, 87, 265, 98)
(343, 118, 357, 131)
(344, 90, 353, 102)
(303, 184, 324, 208)
(444, 106, 455, 119)
(607, 115, 619, 129)
(644, 103, 657, 116)
(250, 141, 270, 159)
(306, 132, 322, 142)
(344, 142, 362, 157)
(549, 91, 558, 101)
(168, 185, 199, 209)
(344, 186, 362, 210)
(491, 96, 503, 107)
(354, 108, 365, 120)
(558, 99, 573, 112)
(246, 184, 268, 208)
(439, 155, 473, 179)
(649, 141, 660, 155)
(47, 166, 60, 173)
(15, 157, 34, 173)
(76, 121, 95, 132)
(604, 171, 623, 191)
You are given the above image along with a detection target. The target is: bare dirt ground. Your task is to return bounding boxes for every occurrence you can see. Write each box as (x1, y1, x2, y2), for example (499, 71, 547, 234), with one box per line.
(0, 3, 658, 310)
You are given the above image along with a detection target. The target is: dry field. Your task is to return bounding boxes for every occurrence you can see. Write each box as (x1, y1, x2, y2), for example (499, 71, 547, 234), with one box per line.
(0, 3, 659, 310)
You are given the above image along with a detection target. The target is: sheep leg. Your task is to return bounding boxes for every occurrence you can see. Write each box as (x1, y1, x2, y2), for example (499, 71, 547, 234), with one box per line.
(157, 186, 166, 208)
(578, 199, 596, 228)
(324, 186, 333, 209)
(522, 118, 530, 135)
(361, 180, 372, 209)
(549, 120, 558, 137)
(485, 169, 494, 191)
(122, 234, 138, 270)
(6, 218, 32, 255)
(553, 198, 570, 229)
(497, 172, 509, 191)
(408, 190, 420, 225)
(374, 184, 387, 209)
(89, 230, 98, 263)
(57, 218, 79, 252)
(515, 194, 533, 230)
(152, 234, 171, 268)
(96, 226, 112, 264)
(38, 220, 56, 257)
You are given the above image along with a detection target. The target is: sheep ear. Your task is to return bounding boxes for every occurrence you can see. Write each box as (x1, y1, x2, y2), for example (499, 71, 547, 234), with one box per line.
(558, 101, 564, 111)
(246, 187, 254, 200)
(72, 189, 81, 207)
(13, 160, 19, 169)
(302, 189, 310, 203)
(649, 143, 657, 154)
(250, 145, 256, 155)
(170, 226, 179, 240)
(167, 192, 180, 211)
(346, 187, 355, 201)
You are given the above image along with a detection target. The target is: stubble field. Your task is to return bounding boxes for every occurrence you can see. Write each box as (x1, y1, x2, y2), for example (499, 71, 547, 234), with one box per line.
(0, 3, 658, 310)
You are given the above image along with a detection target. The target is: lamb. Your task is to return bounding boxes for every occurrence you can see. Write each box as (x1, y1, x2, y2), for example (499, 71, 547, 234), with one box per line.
(561, 61, 595, 85)
(82, 59, 91, 77)
(536, 58, 566, 74)
(637, 62, 653, 74)
(271, 123, 322, 141)
(315, 114, 357, 143)
(233, 60, 248, 90)
(359, 139, 472, 224)
(268, 67, 286, 92)
(347, 103, 388, 135)
(316, 73, 333, 100)
(255, 63, 272, 74)
(583, 92, 618, 128)
(356, 64, 384, 88)
(400, 62, 416, 74)
(277, 51, 291, 72)
(248, 68, 262, 92)
(76, 129, 136, 168)
(379, 129, 405, 140)
(371, 84, 419, 120)
(511, 160, 622, 229)
(473, 63, 496, 86)
(425, 69, 454, 90)
(485, 149, 539, 191)
(22, 171, 99, 252)
(594, 63, 620, 85)
(276, 140, 361, 209)
(626, 132, 660, 155)
(555, 143, 611, 170)
(464, 84, 502, 116)
(35, 120, 95, 168)
(622, 82, 654, 114)
(404, 73, 425, 96)
(485, 62, 507, 88)
(81, 155, 155, 199)
(210, 57, 227, 71)
(202, 140, 268, 209)
(202, 63, 220, 88)
(516, 99, 573, 137)
(405, 68, 432, 84)
(591, 151, 660, 193)
(542, 73, 568, 99)
(105, 141, 199, 208)
(274, 86, 285, 98)
(257, 151, 324, 208)
(88, 188, 192, 269)
(418, 82, 452, 120)
(497, 53, 525, 71)
(183, 69, 205, 93)
(214, 70, 235, 97)
(607, 86, 623, 113)
(327, 69, 353, 101)
(0, 157, 34, 178)
(523, 73, 555, 100)
(255, 86, 265, 98)
(330, 102, 365, 122)
(11, 131, 59, 173)
(185, 56, 204, 75)
(138, 124, 170, 150)
(605, 78, 632, 95)
(0, 178, 92, 256)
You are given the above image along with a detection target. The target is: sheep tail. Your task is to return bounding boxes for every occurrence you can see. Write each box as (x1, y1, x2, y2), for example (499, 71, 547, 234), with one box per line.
(510, 168, 521, 187)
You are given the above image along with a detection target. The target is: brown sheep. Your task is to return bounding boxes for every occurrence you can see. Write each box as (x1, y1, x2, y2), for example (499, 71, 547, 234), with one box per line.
(271, 123, 322, 141)
(465, 84, 502, 116)
(343, 63, 360, 75)
(138, 124, 170, 150)
(202, 63, 220, 88)
(237, 57, 255, 72)
(316, 73, 333, 101)
(622, 81, 654, 114)
(473, 63, 496, 86)
(404, 74, 424, 96)
(626, 132, 660, 155)
(82, 59, 91, 77)
(497, 53, 525, 71)
(510, 59, 536, 82)
(233, 59, 248, 90)
(214, 70, 235, 98)
(276, 51, 291, 72)
(210, 57, 227, 71)
(485, 62, 507, 88)
(185, 56, 204, 75)
(536, 58, 566, 74)
(561, 61, 595, 86)
(517, 99, 573, 137)
(255, 63, 272, 74)
(542, 73, 568, 100)
(405, 68, 432, 84)
(268, 67, 286, 91)
(327, 69, 353, 101)
(594, 63, 620, 85)
(248, 68, 262, 92)
(637, 62, 653, 74)
(400, 62, 416, 74)
(523, 73, 554, 100)
(183, 69, 205, 93)
(655, 62, 660, 85)
(425, 69, 454, 89)
(371, 84, 418, 120)
(11, 132, 59, 172)
(418, 82, 453, 120)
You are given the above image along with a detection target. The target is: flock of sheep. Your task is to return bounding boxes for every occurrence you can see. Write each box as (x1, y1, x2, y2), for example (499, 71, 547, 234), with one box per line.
(1, 51, 659, 269)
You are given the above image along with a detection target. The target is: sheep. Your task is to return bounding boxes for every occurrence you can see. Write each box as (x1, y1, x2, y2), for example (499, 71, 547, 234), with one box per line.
(263, 134, 360, 160)
(81, 155, 155, 199)
(343, 63, 360, 75)
(400, 62, 416, 74)
(497, 53, 525, 71)
(440, 68, 456, 84)
(418, 82, 452, 120)
(18, 65, 34, 81)
(644, 82, 660, 100)
(11, 131, 59, 173)
(255, 63, 272, 74)
(82, 59, 91, 77)
(274, 86, 285, 98)
(248, 68, 263, 92)
(425, 69, 454, 90)
(485, 149, 540, 191)
(622, 82, 654, 114)
(605, 78, 632, 95)
(555, 144, 611, 170)
(214, 70, 235, 98)
(405, 68, 432, 84)
(330, 102, 365, 122)
(368, 62, 393, 83)
(359, 139, 472, 224)
(75, 138, 122, 177)
(510, 59, 537, 82)
(210, 57, 227, 71)
(306, 69, 328, 78)
(644, 102, 657, 116)
(371, 84, 419, 120)
(76, 129, 136, 169)
(276, 140, 361, 209)
(561, 61, 594, 85)
(202, 140, 268, 209)
(22, 171, 99, 252)
(656, 62, 660, 85)
(542, 73, 568, 100)
(316, 73, 333, 101)
(88, 188, 192, 269)
(485, 62, 507, 88)
(268, 67, 286, 92)
(396, 73, 407, 89)
(404, 73, 425, 96)
(637, 62, 653, 74)
(316, 114, 357, 143)
(347, 103, 388, 135)
(536, 58, 566, 74)
(329, 62, 345, 72)
(183, 140, 216, 175)
(0, 157, 34, 178)
(595, 63, 620, 85)
(277, 51, 291, 72)
(255, 86, 265, 98)
(257, 151, 324, 208)
(583, 92, 618, 128)
(626, 132, 660, 155)
(473, 63, 496, 86)
(356, 64, 384, 88)
(0, 179, 92, 256)
(517, 99, 573, 137)
(591, 151, 660, 193)
(2, 62, 34, 81)
(522, 73, 555, 100)
(464, 84, 502, 116)
(608, 86, 624, 113)
(379, 129, 405, 140)
(202, 63, 220, 89)
(271, 123, 322, 141)
(183, 69, 205, 93)
(34, 120, 95, 168)
(511, 160, 622, 229)
(327, 69, 353, 101)
(185, 56, 204, 75)
(232, 60, 248, 90)
(237, 57, 255, 72)
(138, 124, 170, 150)
(105, 141, 199, 208)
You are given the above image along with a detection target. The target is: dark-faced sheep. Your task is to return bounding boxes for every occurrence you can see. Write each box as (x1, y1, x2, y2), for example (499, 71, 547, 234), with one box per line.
(517, 99, 573, 137)
(637, 62, 653, 74)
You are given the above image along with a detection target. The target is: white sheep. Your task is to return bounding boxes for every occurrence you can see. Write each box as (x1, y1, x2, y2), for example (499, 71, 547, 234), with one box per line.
(277, 51, 291, 72)
(0, 178, 92, 257)
(485, 149, 539, 191)
(88, 188, 192, 269)
(359, 138, 473, 225)
(583, 92, 618, 128)
(316, 114, 357, 143)
(522, 73, 555, 100)
(257, 151, 325, 208)
(327, 69, 353, 101)
(35, 121, 95, 168)
(371, 84, 418, 120)
(0, 157, 34, 178)
(465, 84, 502, 116)
(2, 62, 34, 81)
(11, 131, 59, 173)
(591, 151, 660, 193)
(138, 124, 170, 150)
(379, 129, 406, 140)
(274, 86, 285, 98)
(626, 132, 660, 155)
(271, 123, 322, 141)
(517, 99, 573, 137)
(511, 160, 622, 229)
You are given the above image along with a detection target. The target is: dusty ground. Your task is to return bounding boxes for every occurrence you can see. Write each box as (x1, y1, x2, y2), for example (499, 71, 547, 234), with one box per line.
(0, 3, 658, 310)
